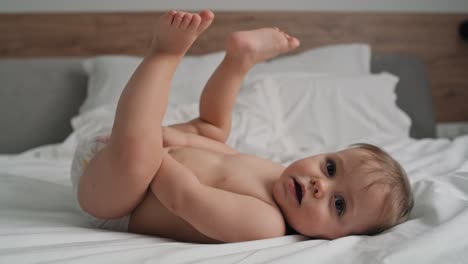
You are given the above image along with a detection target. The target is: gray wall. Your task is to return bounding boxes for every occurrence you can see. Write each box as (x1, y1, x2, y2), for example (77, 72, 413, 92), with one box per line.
(1, 0, 468, 13)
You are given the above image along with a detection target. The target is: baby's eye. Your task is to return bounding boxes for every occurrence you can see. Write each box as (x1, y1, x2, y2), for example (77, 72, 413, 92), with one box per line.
(334, 195, 346, 216)
(326, 159, 336, 177)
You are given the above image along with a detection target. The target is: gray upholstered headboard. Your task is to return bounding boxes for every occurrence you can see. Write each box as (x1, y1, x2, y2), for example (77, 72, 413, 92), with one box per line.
(0, 58, 87, 153)
(371, 54, 435, 139)
(0, 54, 435, 153)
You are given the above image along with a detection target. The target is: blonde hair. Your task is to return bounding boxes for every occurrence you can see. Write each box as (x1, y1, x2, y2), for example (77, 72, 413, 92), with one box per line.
(349, 143, 414, 235)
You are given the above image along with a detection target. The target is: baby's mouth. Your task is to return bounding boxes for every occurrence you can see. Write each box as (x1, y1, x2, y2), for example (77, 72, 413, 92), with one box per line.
(293, 178, 304, 205)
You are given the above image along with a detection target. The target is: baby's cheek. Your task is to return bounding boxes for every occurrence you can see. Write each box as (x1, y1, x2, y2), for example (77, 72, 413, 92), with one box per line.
(309, 203, 333, 225)
(295, 205, 328, 235)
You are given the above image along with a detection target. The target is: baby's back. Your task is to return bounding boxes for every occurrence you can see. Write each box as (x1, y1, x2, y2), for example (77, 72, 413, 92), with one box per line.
(128, 146, 285, 243)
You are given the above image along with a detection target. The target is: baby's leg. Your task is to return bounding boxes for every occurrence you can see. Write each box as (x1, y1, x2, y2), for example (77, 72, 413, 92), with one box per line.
(77, 10, 214, 219)
(196, 28, 300, 141)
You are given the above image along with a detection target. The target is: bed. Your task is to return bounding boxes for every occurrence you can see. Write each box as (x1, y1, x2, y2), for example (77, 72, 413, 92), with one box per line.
(1, 11, 468, 263)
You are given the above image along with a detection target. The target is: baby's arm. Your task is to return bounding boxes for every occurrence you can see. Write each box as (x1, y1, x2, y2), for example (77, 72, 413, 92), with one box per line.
(151, 153, 285, 242)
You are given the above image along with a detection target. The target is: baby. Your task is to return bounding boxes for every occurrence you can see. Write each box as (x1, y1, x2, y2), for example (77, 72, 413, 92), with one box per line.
(71, 9, 413, 243)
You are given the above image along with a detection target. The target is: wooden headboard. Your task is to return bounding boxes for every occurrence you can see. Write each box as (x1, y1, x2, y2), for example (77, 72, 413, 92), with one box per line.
(1, 11, 467, 122)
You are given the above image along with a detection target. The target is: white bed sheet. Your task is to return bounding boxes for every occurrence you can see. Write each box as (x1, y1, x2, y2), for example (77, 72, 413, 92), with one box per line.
(1, 128, 468, 263)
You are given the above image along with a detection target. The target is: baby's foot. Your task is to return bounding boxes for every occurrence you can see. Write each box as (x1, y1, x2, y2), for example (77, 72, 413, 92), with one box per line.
(225, 27, 300, 68)
(150, 10, 214, 56)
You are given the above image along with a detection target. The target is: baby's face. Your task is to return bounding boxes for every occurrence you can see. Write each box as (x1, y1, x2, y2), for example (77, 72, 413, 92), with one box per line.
(273, 148, 388, 239)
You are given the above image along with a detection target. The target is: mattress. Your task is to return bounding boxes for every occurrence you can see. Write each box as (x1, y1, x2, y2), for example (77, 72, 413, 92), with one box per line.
(1, 131, 468, 263)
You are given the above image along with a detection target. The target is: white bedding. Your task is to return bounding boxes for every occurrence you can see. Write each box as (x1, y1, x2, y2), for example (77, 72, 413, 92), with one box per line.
(1, 120, 468, 263)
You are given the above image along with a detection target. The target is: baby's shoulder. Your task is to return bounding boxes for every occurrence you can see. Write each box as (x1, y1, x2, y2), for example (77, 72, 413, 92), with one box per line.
(251, 203, 287, 238)
(231, 197, 286, 240)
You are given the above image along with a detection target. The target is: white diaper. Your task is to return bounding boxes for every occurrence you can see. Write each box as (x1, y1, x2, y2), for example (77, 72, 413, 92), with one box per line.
(70, 132, 130, 232)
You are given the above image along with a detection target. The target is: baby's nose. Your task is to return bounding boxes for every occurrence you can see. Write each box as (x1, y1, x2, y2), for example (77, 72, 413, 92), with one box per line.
(311, 178, 327, 199)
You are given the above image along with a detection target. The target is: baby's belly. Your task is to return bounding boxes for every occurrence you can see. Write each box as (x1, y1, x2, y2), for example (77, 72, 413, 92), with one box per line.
(127, 147, 239, 243)
(168, 147, 279, 197)
(167, 146, 228, 186)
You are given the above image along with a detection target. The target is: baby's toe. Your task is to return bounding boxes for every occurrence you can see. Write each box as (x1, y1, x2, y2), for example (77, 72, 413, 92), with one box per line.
(160, 10, 176, 26)
(180, 14, 193, 29)
(197, 9, 214, 32)
(287, 36, 300, 49)
(172, 12, 184, 26)
(280, 31, 300, 49)
(188, 14, 202, 30)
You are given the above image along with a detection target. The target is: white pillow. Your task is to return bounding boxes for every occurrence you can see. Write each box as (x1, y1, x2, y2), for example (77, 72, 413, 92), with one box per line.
(248, 43, 370, 77)
(80, 43, 370, 114)
(71, 71, 409, 164)
(80, 52, 225, 114)
(241, 72, 411, 151)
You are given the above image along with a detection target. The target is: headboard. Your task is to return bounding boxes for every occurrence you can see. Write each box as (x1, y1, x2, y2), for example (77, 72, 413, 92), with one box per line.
(1, 11, 467, 122)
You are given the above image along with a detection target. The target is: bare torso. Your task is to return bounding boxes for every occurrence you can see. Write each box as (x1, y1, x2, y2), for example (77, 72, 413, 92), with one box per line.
(128, 146, 285, 243)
